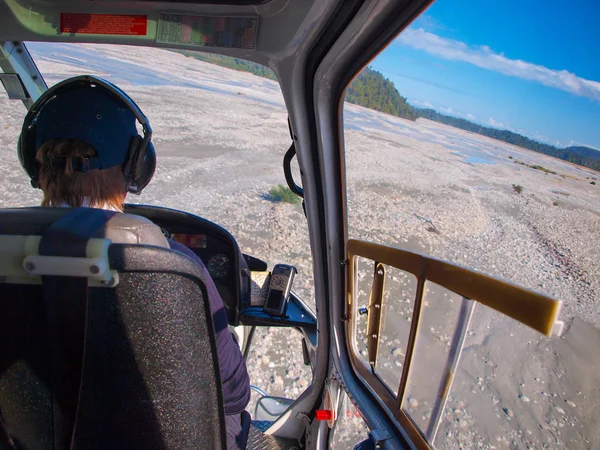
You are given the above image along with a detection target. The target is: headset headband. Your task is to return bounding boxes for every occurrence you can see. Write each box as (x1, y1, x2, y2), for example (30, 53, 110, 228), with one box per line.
(29, 75, 153, 147)
(19, 75, 156, 194)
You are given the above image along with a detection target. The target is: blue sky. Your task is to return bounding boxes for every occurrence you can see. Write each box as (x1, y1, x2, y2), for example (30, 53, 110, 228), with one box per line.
(370, 0, 600, 149)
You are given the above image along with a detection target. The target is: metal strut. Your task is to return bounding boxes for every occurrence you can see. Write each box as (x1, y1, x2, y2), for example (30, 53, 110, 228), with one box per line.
(0, 41, 47, 108)
(426, 297, 476, 443)
(366, 262, 386, 369)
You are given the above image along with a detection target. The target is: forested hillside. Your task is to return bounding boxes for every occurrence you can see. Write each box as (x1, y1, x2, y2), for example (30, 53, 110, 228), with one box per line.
(171, 49, 599, 171)
(565, 146, 600, 161)
(173, 49, 277, 80)
(415, 108, 600, 171)
(345, 68, 418, 120)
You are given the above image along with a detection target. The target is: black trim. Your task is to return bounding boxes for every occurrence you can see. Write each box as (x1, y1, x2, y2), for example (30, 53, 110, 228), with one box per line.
(283, 143, 304, 198)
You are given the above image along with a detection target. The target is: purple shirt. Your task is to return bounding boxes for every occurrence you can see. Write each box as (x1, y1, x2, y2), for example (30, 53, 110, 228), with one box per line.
(168, 239, 250, 416)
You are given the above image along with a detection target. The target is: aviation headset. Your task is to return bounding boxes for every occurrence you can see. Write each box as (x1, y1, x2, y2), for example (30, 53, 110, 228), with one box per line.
(18, 75, 156, 194)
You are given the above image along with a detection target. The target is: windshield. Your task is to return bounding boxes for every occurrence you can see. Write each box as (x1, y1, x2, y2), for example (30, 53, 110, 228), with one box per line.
(0, 42, 313, 408)
(342, 0, 599, 448)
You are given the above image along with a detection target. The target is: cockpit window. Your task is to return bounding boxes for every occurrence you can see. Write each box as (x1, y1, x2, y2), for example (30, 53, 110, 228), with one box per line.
(1, 42, 313, 405)
(343, 1, 599, 447)
(0, 83, 37, 205)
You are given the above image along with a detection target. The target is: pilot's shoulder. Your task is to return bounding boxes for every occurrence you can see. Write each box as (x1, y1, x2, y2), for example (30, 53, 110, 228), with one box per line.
(104, 213, 169, 248)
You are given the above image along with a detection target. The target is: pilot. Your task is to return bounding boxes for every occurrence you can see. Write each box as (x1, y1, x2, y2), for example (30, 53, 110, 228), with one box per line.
(17, 76, 250, 449)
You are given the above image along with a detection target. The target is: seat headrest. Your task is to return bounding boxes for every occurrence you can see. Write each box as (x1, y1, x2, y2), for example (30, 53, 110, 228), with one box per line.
(0, 207, 169, 248)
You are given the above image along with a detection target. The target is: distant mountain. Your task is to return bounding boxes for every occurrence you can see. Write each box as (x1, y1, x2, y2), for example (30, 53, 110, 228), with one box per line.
(346, 68, 418, 121)
(415, 108, 600, 172)
(564, 146, 600, 161)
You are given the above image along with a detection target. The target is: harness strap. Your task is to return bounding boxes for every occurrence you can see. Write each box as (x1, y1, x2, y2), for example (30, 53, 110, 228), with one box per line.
(39, 208, 117, 449)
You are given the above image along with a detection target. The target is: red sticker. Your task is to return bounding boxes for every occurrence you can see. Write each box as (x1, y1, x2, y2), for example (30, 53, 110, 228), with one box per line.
(60, 13, 147, 36)
(315, 410, 334, 421)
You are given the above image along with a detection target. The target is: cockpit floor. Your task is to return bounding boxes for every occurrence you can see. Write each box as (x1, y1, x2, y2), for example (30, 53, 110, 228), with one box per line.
(248, 421, 301, 450)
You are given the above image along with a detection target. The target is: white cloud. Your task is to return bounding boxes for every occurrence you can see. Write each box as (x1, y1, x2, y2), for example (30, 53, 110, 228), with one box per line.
(440, 106, 456, 115)
(397, 28, 600, 102)
(531, 133, 567, 147)
(533, 133, 551, 143)
(411, 99, 435, 108)
(410, 101, 476, 122)
(431, 105, 477, 122)
(488, 117, 505, 128)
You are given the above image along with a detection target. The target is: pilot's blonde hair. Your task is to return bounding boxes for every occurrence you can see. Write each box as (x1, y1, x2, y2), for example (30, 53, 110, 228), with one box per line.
(36, 138, 127, 211)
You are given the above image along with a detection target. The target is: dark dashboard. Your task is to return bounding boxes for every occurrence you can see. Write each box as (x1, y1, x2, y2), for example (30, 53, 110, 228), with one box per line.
(124, 204, 250, 325)
(169, 232, 233, 282)
(124, 204, 316, 333)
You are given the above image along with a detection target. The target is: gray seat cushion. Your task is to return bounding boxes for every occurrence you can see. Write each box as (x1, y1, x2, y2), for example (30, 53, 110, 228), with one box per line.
(0, 207, 169, 248)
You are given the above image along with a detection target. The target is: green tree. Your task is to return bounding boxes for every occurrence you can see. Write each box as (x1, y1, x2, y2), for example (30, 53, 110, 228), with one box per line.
(171, 49, 277, 80)
(345, 68, 417, 121)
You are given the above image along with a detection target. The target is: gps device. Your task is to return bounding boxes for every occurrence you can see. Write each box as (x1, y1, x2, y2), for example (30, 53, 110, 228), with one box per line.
(263, 264, 297, 317)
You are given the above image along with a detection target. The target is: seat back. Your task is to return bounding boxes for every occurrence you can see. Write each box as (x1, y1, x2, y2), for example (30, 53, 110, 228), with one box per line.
(0, 208, 226, 449)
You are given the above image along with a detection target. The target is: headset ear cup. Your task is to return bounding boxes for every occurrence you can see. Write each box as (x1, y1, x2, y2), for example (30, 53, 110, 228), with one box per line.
(134, 141, 156, 193)
(123, 135, 141, 191)
(18, 126, 41, 189)
(123, 136, 155, 194)
(17, 134, 25, 168)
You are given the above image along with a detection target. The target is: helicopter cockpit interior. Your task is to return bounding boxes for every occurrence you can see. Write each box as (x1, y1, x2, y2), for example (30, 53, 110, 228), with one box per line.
(2, 0, 593, 449)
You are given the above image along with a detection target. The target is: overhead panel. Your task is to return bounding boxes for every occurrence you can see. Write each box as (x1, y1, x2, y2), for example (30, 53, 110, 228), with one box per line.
(156, 13, 258, 49)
